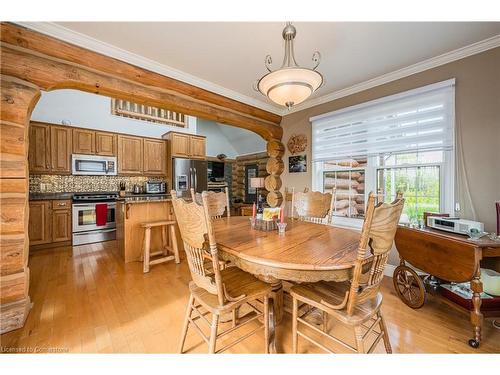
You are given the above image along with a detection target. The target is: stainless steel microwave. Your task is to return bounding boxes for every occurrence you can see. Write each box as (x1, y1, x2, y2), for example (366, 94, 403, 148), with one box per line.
(71, 154, 117, 176)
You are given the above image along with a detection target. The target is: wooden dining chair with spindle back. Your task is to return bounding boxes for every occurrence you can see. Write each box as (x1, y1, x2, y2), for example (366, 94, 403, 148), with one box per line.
(190, 187, 230, 219)
(171, 190, 272, 354)
(292, 188, 336, 224)
(290, 192, 404, 354)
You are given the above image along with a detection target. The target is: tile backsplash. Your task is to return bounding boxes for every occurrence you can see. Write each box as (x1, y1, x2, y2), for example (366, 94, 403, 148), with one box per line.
(29, 175, 167, 193)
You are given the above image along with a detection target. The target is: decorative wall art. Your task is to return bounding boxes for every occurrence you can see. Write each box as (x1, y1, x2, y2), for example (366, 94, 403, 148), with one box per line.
(289, 155, 307, 173)
(287, 133, 307, 154)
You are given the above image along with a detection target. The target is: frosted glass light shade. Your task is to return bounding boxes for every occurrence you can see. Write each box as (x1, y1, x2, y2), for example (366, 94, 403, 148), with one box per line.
(258, 67, 323, 108)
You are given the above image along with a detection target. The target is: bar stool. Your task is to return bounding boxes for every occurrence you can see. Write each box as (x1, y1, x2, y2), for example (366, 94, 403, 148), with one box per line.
(141, 220, 180, 273)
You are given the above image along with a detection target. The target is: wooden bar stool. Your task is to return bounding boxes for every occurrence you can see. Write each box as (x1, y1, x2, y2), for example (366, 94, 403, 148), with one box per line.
(141, 220, 180, 273)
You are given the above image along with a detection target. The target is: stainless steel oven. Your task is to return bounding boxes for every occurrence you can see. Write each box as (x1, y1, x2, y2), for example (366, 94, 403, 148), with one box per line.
(72, 193, 118, 245)
(72, 154, 117, 176)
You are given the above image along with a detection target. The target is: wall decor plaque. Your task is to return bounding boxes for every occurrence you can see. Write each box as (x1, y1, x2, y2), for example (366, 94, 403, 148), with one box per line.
(287, 134, 307, 154)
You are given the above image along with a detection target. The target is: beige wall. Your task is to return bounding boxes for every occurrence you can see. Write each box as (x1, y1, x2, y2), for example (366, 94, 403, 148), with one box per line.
(280, 47, 500, 233)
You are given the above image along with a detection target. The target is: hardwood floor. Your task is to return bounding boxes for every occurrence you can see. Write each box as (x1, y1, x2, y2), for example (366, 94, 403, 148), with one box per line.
(1, 240, 499, 353)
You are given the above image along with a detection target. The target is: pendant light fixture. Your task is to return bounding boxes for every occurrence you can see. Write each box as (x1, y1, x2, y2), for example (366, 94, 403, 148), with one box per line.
(256, 22, 323, 110)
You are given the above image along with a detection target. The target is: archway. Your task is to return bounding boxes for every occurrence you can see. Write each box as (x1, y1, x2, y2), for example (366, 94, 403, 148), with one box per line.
(0, 22, 284, 333)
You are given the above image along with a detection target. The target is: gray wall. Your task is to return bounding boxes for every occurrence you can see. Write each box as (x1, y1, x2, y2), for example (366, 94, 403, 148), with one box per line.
(280, 47, 500, 234)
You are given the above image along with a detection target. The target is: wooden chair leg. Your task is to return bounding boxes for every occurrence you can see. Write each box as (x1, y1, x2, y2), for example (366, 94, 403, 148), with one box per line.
(208, 313, 219, 354)
(169, 224, 181, 264)
(178, 294, 194, 354)
(264, 296, 270, 354)
(354, 325, 365, 353)
(161, 226, 168, 255)
(143, 227, 151, 273)
(232, 308, 238, 328)
(292, 296, 298, 354)
(378, 312, 392, 354)
(322, 310, 328, 332)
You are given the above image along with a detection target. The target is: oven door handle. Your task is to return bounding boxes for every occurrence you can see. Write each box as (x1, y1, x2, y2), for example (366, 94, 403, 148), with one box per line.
(73, 228, 116, 235)
(72, 203, 117, 208)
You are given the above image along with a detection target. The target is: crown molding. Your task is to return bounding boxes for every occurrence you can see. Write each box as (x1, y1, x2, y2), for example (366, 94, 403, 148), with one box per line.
(288, 34, 500, 114)
(15, 22, 284, 116)
(15, 23, 500, 118)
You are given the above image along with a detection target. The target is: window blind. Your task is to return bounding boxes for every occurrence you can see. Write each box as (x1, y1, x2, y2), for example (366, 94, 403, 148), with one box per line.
(311, 80, 455, 162)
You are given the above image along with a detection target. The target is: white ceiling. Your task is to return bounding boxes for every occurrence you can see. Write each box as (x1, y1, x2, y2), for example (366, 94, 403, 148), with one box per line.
(25, 22, 500, 114)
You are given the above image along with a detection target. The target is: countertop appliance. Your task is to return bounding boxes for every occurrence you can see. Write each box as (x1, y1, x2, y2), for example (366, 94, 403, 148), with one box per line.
(72, 154, 117, 176)
(145, 181, 166, 194)
(427, 216, 484, 235)
(72, 192, 118, 245)
(172, 158, 207, 199)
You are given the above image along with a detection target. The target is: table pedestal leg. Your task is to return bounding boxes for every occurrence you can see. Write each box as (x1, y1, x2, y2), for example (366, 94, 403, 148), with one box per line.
(469, 271, 483, 348)
(267, 281, 283, 353)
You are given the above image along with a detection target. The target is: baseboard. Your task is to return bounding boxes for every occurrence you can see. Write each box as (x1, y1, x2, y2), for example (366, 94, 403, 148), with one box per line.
(384, 264, 396, 278)
(384, 263, 426, 277)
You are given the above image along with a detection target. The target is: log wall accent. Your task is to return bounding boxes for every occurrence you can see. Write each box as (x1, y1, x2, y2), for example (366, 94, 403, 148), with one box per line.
(265, 139, 285, 207)
(0, 75, 40, 333)
(0, 22, 285, 333)
(233, 152, 269, 204)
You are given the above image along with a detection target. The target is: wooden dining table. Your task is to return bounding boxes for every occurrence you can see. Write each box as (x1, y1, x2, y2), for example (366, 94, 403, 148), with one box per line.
(212, 216, 362, 353)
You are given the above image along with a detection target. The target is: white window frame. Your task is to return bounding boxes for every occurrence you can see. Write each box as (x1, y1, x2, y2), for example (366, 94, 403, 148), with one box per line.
(311, 80, 455, 228)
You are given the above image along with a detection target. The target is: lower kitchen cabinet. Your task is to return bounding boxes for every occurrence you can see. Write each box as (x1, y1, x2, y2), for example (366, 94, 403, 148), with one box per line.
(28, 201, 52, 246)
(52, 202, 72, 243)
(29, 199, 72, 248)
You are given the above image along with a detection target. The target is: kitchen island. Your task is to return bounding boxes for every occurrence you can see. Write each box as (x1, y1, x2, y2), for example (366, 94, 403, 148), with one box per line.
(116, 196, 182, 263)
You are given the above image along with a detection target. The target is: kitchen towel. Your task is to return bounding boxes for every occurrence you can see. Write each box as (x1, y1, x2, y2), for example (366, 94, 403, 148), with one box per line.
(95, 203, 108, 226)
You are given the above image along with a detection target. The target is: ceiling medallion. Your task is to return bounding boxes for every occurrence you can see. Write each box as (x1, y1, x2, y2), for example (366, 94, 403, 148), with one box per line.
(255, 22, 323, 110)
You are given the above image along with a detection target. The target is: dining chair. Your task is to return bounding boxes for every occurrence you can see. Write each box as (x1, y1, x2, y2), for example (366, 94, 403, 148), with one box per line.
(190, 187, 230, 219)
(290, 192, 404, 354)
(292, 189, 335, 224)
(171, 190, 272, 354)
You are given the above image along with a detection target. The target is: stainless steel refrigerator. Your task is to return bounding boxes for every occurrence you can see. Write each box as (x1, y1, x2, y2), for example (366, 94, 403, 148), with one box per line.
(172, 158, 208, 198)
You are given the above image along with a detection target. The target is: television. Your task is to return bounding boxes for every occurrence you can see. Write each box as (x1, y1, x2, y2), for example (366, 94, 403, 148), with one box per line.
(208, 161, 225, 181)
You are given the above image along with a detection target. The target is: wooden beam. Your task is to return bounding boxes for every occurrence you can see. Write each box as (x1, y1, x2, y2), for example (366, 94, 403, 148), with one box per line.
(0, 22, 283, 141)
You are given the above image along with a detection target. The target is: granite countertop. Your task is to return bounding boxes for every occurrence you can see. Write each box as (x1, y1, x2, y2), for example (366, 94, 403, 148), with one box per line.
(29, 192, 74, 201)
(118, 193, 171, 204)
(29, 192, 170, 201)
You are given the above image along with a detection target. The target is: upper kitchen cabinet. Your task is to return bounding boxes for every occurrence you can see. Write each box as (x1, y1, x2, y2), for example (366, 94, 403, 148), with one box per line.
(164, 131, 206, 160)
(143, 139, 167, 175)
(117, 135, 143, 175)
(72, 128, 95, 154)
(29, 122, 51, 174)
(169, 132, 190, 158)
(190, 135, 206, 159)
(95, 132, 117, 156)
(50, 126, 72, 174)
(29, 122, 71, 174)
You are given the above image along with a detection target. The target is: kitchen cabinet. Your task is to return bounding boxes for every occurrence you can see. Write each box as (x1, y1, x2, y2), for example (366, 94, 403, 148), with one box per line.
(190, 136, 206, 159)
(143, 139, 166, 175)
(51, 200, 72, 243)
(28, 200, 52, 246)
(170, 133, 190, 158)
(164, 132, 206, 160)
(72, 128, 95, 154)
(95, 132, 117, 156)
(29, 199, 72, 247)
(29, 122, 51, 174)
(117, 135, 143, 175)
(50, 126, 72, 174)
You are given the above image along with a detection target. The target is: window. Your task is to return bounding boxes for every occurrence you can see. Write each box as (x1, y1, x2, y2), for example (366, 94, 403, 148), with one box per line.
(311, 80, 455, 225)
(111, 98, 188, 127)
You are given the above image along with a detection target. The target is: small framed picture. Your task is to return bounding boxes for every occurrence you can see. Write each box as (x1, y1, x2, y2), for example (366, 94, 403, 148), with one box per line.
(289, 155, 307, 173)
